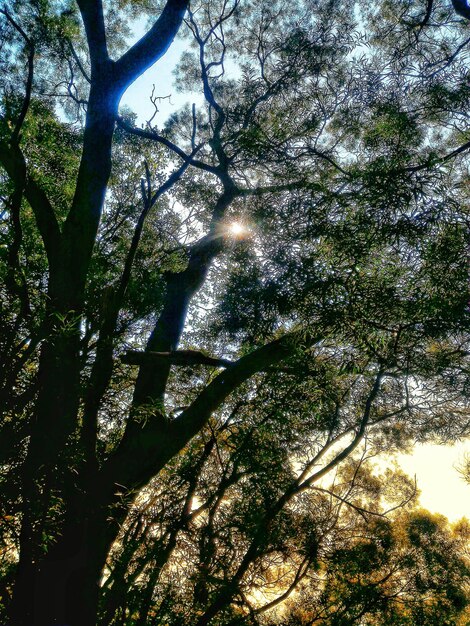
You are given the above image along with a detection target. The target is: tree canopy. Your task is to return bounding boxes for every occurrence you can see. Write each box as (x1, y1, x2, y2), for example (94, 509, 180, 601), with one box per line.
(0, 1, 469, 625)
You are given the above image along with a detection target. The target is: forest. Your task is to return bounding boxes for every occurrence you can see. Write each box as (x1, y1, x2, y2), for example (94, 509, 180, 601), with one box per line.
(0, 0, 469, 624)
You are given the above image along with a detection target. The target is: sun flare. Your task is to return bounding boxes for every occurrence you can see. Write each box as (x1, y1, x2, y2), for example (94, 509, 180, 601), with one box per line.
(229, 222, 247, 237)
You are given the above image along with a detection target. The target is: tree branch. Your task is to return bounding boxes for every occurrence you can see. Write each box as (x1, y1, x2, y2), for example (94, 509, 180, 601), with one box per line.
(294, 370, 385, 493)
(121, 349, 234, 369)
(194, 370, 385, 626)
(0, 8, 35, 144)
(0, 140, 61, 269)
(168, 333, 306, 454)
(238, 180, 313, 196)
(406, 138, 470, 173)
(11, 40, 34, 144)
(4, 188, 31, 318)
(114, 0, 189, 91)
(414, 0, 434, 33)
(452, 0, 470, 20)
(252, 557, 310, 616)
(81, 154, 195, 463)
(102, 331, 309, 491)
(68, 39, 91, 84)
(125, 181, 239, 404)
(0, 8, 31, 44)
(75, 0, 109, 73)
(116, 116, 221, 177)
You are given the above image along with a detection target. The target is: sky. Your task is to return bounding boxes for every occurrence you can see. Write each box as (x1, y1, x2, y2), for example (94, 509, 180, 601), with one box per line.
(121, 36, 197, 128)
(397, 441, 470, 522)
(120, 23, 470, 525)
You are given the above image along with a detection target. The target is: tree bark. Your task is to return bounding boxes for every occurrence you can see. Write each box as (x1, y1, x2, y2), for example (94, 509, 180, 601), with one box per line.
(9, 72, 120, 625)
(11, 503, 110, 626)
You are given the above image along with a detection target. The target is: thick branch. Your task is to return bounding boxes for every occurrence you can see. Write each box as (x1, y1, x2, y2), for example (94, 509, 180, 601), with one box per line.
(76, 0, 108, 73)
(169, 333, 302, 452)
(61, 80, 118, 310)
(4, 188, 31, 317)
(294, 370, 385, 494)
(102, 331, 306, 491)
(63, 2, 190, 303)
(452, 0, 470, 20)
(12, 43, 35, 144)
(114, 0, 189, 91)
(415, 0, 434, 32)
(81, 156, 194, 463)
(121, 349, 234, 368)
(238, 180, 313, 196)
(0, 8, 31, 44)
(68, 39, 91, 84)
(127, 181, 239, 401)
(407, 138, 470, 173)
(0, 9, 35, 143)
(253, 557, 310, 616)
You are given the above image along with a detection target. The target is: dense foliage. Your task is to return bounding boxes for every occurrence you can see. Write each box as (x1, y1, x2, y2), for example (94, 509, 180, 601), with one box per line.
(0, 0, 469, 624)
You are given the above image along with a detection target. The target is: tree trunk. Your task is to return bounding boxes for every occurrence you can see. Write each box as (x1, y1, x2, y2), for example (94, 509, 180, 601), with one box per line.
(9, 80, 119, 626)
(10, 500, 110, 626)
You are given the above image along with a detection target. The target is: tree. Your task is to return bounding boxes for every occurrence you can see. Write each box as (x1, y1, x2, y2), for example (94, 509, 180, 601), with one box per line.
(98, 449, 470, 625)
(283, 510, 470, 626)
(0, 0, 469, 624)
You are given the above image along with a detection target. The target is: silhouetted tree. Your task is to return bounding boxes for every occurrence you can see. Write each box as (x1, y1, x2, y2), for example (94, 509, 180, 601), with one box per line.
(0, 1, 469, 624)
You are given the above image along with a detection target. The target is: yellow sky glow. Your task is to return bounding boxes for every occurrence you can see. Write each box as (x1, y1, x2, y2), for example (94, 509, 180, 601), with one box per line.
(396, 441, 470, 521)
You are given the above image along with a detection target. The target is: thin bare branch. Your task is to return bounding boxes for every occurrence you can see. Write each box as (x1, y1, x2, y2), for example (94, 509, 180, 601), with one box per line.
(68, 39, 91, 84)
(116, 116, 220, 177)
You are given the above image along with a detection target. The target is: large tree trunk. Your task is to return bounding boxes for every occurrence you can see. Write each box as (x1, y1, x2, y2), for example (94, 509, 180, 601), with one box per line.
(9, 75, 119, 626)
(9, 336, 85, 626)
(10, 464, 120, 626)
(11, 509, 110, 626)
(4, 4, 191, 621)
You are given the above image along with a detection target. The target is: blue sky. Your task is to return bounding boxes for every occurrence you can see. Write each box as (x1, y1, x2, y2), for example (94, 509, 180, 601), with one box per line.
(120, 33, 197, 126)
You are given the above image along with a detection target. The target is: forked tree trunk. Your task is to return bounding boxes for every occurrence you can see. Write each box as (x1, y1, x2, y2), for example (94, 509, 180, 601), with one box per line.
(3, 4, 200, 622)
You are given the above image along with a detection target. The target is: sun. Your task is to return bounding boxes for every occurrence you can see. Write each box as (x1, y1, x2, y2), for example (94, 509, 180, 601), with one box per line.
(228, 222, 247, 237)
